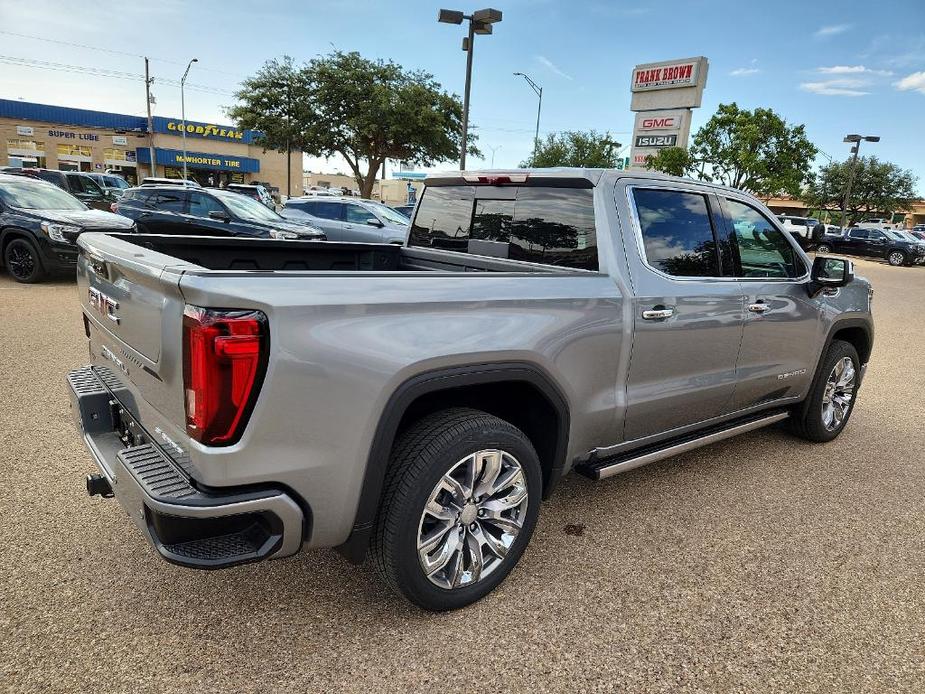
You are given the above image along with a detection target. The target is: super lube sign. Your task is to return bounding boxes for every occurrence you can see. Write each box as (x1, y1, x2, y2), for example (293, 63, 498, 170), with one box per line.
(628, 57, 708, 169)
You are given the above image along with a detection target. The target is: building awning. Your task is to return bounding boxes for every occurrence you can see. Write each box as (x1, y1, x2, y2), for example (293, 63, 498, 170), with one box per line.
(135, 147, 259, 173)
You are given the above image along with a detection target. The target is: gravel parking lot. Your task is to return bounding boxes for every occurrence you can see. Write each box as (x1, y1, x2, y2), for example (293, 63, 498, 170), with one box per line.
(2, 256, 923, 693)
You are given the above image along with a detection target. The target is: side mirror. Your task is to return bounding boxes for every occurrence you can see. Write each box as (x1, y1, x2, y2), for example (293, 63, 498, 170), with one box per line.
(810, 255, 853, 294)
(208, 210, 231, 222)
(366, 218, 384, 228)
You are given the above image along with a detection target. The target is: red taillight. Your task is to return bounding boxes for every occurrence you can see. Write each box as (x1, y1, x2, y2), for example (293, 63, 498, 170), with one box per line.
(182, 306, 268, 446)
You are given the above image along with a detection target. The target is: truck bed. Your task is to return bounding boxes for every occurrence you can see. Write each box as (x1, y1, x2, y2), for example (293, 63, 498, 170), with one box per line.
(111, 233, 571, 274)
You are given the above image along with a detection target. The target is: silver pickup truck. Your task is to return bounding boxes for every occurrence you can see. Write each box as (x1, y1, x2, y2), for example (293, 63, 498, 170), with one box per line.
(68, 169, 874, 611)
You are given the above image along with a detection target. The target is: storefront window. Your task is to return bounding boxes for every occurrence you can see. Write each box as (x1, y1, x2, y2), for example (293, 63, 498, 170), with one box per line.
(57, 144, 93, 159)
(7, 138, 47, 168)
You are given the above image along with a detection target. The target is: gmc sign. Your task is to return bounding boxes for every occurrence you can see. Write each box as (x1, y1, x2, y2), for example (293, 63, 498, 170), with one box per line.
(641, 116, 676, 129)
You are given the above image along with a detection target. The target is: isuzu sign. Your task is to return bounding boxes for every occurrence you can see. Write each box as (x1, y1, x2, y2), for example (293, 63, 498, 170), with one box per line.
(632, 61, 699, 91)
(635, 134, 678, 148)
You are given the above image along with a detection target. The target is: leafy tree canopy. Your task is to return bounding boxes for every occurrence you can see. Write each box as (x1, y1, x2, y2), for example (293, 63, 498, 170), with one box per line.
(521, 130, 622, 168)
(228, 52, 473, 198)
(801, 156, 918, 225)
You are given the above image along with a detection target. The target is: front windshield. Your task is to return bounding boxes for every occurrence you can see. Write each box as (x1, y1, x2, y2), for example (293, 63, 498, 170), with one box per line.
(367, 202, 410, 225)
(0, 178, 87, 210)
(213, 189, 282, 223)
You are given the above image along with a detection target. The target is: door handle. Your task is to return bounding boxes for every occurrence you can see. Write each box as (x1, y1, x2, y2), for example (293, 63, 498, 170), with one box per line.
(642, 307, 674, 320)
(748, 301, 770, 314)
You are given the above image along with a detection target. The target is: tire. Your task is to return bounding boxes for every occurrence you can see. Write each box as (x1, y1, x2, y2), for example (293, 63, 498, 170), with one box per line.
(816, 243, 832, 254)
(790, 340, 860, 443)
(371, 407, 542, 611)
(887, 250, 906, 266)
(4, 238, 45, 283)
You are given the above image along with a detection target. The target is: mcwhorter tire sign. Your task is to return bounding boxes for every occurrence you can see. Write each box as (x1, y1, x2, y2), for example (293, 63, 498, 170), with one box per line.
(628, 57, 708, 169)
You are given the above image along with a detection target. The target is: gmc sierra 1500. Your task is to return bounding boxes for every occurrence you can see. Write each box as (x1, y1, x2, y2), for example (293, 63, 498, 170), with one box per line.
(68, 169, 873, 611)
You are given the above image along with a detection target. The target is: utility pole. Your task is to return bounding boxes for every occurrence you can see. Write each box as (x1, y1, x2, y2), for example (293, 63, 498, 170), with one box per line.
(840, 134, 880, 229)
(180, 58, 198, 181)
(513, 72, 542, 161)
(286, 80, 292, 200)
(144, 58, 157, 178)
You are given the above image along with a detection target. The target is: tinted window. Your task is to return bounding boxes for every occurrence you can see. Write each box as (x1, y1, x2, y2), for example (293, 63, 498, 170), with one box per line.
(188, 192, 225, 218)
(868, 230, 885, 240)
(306, 201, 344, 221)
(848, 229, 868, 239)
(345, 204, 378, 224)
(725, 199, 799, 278)
(152, 190, 187, 212)
(633, 189, 720, 277)
(409, 185, 598, 270)
(68, 174, 103, 196)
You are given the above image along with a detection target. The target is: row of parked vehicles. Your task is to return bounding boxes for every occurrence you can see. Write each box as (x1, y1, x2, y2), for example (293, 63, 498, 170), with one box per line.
(0, 170, 413, 282)
(778, 214, 925, 267)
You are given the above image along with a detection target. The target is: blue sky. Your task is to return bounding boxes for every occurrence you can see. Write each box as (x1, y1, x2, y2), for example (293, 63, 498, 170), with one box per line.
(1, 0, 924, 191)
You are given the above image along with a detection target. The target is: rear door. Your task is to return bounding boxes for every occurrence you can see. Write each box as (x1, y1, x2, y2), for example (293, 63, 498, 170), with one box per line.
(716, 195, 820, 408)
(865, 229, 888, 258)
(619, 182, 746, 441)
(295, 200, 346, 239)
(141, 190, 189, 235)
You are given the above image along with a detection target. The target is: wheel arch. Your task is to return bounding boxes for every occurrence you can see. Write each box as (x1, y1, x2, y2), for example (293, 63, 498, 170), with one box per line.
(828, 320, 873, 365)
(336, 362, 571, 564)
(1, 227, 45, 271)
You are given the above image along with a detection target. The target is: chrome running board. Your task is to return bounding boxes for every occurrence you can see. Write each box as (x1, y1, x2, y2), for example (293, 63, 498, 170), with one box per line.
(576, 410, 790, 481)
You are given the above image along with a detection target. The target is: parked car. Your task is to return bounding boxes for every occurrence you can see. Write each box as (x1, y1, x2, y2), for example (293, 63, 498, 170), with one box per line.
(69, 169, 873, 611)
(0, 172, 134, 282)
(908, 230, 925, 242)
(281, 197, 409, 243)
(113, 185, 325, 240)
(225, 183, 275, 209)
(816, 227, 925, 266)
(854, 219, 889, 229)
(777, 215, 819, 241)
(139, 177, 201, 188)
(391, 204, 416, 218)
(8, 168, 117, 210)
(86, 173, 131, 198)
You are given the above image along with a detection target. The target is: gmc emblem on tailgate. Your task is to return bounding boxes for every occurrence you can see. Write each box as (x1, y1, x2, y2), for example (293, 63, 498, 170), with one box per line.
(88, 287, 120, 324)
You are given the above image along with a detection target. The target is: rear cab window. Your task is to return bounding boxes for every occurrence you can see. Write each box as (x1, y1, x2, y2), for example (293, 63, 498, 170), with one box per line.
(408, 184, 598, 271)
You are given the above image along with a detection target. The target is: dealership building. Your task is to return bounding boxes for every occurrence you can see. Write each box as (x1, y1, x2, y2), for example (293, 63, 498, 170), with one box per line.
(0, 98, 301, 196)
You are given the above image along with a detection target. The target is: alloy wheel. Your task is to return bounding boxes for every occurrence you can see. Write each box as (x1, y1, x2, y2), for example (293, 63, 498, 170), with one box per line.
(889, 251, 905, 266)
(7, 244, 36, 280)
(417, 449, 528, 590)
(821, 356, 856, 431)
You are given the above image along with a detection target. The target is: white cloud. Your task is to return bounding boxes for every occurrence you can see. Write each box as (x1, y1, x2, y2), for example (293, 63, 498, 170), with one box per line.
(534, 55, 573, 81)
(730, 67, 760, 77)
(814, 24, 852, 39)
(800, 79, 870, 96)
(894, 71, 925, 94)
(816, 65, 892, 76)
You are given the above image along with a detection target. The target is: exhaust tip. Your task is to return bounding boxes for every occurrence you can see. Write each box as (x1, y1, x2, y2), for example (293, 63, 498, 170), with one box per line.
(86, 473, 113, 498)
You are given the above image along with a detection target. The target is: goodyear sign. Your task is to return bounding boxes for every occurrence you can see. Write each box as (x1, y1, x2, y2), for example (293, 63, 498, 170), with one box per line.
(151, 116, 254, 143)
(135, 147, 259, 173)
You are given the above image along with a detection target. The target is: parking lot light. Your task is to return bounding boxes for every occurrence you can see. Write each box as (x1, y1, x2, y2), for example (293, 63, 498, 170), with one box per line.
(180, 57, 198, 182)
(840, 133, 879, 228)
(438, 8, 503, 170)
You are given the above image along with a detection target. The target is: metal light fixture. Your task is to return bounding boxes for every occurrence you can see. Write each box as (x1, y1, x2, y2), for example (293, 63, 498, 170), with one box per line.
(840, 133, 880, 228)
(513, 72, 542, 162)
(180, 57, 198, 182)
(438, 8, 503, 170)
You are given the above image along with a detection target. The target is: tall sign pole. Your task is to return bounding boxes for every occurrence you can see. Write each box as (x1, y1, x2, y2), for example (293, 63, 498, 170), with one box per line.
(144, 58, 157, 178)
(628, 56, 709, 170)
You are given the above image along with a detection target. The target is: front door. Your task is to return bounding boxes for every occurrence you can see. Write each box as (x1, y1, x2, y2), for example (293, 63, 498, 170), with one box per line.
(184, 191, 235, 236)
(620, 183, 746, 442)
(718, 196, 821, 408)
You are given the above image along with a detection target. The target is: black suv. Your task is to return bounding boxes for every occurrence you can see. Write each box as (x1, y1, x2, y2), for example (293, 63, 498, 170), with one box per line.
(0, 173, 134, 283)
(9, 168, 117, 211)
(817, 227, 925, 267)
(114, 186, 325, 240)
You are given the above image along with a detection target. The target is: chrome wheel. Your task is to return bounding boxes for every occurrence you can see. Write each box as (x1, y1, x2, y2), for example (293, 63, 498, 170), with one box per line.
(888, 251, 905, 266)
(822, 356, 856, 431)
(817, 244, 831, 254)
(417, 449, 528, 590)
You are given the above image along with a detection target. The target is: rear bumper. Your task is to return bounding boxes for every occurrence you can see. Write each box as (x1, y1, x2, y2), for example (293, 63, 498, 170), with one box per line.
(67, 366, 305, 569)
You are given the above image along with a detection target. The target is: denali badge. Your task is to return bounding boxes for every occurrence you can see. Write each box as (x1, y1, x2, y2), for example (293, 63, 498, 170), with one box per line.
(777, 369, 807, 380)
(88, 287, 120, 324)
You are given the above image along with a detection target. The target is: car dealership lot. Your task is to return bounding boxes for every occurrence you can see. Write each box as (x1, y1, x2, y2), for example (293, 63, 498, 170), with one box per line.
(1, 257, 924, 693)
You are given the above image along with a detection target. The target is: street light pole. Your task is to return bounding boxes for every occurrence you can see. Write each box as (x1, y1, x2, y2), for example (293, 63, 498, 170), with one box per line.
(488, 144, 501, 167)
(840, 134, 880, 229)
(180, 57, 198, 181)
(438, 8, 503, 171)
(144, 57, 157, 179)
(513, 72, 542, 161)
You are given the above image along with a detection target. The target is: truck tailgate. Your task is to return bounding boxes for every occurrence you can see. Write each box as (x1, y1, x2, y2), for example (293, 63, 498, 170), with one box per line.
(76, 232, 192, 431)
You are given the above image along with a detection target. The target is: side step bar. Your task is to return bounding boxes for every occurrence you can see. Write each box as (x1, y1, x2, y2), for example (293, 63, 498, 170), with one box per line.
(576, 410, 790, 481)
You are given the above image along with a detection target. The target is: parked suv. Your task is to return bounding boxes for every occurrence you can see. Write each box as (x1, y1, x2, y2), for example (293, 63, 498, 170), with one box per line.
(817, 227, 925, 266)
(114, 186, 325, 240)
(69, 169, 873, 610)
(226, 183, 275, 209)
(86, 172, 131, 198)
(282, 197, 408, 243)
(0, 173, 134, 282)
(10, 168, 117, 210)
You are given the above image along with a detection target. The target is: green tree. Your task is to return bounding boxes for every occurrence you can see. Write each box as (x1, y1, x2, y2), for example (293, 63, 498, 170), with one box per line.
(229, 51, 473, 198)
(688, 103, 817, 198)
(802, 156, 918, 226)
(644, 147, 692, 177)
(521, 130, 621, 168)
